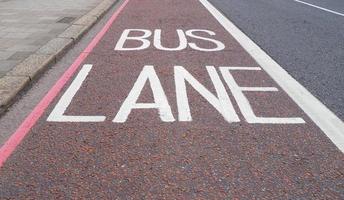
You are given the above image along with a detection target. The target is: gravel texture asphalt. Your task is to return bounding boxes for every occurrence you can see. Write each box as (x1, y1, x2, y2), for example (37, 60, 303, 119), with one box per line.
(0, 0, 343, 199)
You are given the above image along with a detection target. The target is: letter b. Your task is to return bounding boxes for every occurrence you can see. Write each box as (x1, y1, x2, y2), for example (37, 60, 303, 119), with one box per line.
(114, 29, 152, 51)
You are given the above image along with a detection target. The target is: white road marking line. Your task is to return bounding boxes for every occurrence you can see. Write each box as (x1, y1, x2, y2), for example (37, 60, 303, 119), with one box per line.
(175, 65, 240, 122)
(220, 66, 262, 71)
(200, 0, 344, 151)
(240, 87, 278, 92)
(220, 67, 305, 124)
(294, 0, 344, 17)
(114, 29, 226, 52)
(47, 64, 106, 122)
(113, 65, 175, 123)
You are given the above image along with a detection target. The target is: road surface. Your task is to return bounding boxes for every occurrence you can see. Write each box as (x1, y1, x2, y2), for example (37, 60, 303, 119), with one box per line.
(0, 0, 343, 199)
(209, 0, 344, 120)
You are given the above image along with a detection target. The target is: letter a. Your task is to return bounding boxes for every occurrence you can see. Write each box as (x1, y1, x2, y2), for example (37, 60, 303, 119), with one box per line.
(113, 65, 175, 123)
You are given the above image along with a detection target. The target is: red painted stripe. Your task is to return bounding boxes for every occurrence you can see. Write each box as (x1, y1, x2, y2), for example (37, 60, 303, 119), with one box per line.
(0, 0, 131, 167)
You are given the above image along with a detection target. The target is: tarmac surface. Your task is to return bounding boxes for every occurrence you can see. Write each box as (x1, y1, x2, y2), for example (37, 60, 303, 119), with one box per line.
(0, 0, 343, 199)
(209, 0, 344, 120)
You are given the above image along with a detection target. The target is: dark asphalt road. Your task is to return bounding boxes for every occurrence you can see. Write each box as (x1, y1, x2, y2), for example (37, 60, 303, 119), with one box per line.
(209, 0, 344, 120)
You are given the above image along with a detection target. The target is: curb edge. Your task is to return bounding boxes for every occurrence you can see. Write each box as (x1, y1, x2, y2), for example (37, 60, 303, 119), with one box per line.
(0, 0, 119, 115)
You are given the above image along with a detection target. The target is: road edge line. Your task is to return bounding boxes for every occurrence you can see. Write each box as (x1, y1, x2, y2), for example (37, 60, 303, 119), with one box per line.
(0, 0, 131, 167)
(199, 0, 344, 152)
(294, 0, 344, 17)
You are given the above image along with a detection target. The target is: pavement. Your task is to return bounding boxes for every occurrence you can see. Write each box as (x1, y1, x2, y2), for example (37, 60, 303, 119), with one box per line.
(0, 0, 118, 114)
(209, 0, 344, 120)
(0, 0, 102, 77)
(0, 0, 343, 199)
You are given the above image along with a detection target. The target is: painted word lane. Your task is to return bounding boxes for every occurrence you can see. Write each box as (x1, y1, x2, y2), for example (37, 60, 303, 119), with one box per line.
(0, 0, 343, 199)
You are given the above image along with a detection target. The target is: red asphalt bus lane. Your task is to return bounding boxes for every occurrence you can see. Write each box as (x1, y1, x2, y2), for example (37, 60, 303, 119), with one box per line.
(0, 0, 343, 199)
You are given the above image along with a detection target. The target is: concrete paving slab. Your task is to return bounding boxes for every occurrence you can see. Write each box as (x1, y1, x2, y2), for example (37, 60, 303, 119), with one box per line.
(88, 0, 115, 18)
(58, 25, 89, 41)
(0, 60, 19, 73)
(73, 15, 98, 26)
(0, 51, 13, 60)
(7, 51, 32, 61)
(0, 0, 120, 117)
(0, 0, 104, 79)
(8, 54, 55, 78)
(36, 38, 73, 58)
(0, 76, 29, 108)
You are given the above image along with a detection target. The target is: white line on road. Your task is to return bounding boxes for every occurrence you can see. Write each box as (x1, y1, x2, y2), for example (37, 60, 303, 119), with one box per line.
(47, 64, 106, 122)
(199, 0, 344, 152)
(294, 0, 344, 17)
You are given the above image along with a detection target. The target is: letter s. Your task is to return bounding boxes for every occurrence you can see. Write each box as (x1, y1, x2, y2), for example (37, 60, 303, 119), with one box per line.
(186, 29, 225, 52)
